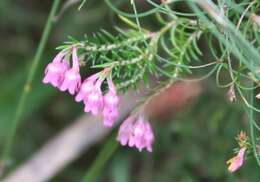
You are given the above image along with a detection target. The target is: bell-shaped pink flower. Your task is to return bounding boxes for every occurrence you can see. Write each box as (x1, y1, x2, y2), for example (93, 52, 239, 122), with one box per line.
(104, 79, 119, 107)
(117, 116, 135, 146)
(227, 147, 246, 172)
(117, 116, 154, 152)
(84, 79, 104, 115)
(143, 122, 154, 152)
(43, 51, 69, 87)
(60, 47, 81, 95)
(75, 73, 99, 102)
(102, 78, 119, 127)
(132, 117, 154, 152)
(128, 118, 141, 148)
(103, 107, 119, 127)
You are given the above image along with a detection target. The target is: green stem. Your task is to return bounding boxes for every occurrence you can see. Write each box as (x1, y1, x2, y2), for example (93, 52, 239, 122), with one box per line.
(78, 0, 87, 10)
(248, 84, 260, 166)
(2, 0, 60, 161)
(130, 0, 141, 32)
(81, 134, 119, 182)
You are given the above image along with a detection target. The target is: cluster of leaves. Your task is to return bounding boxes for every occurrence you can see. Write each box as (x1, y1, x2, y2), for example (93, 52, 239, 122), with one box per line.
(59, 6, 208, 92)
(58, 28, 154, 91)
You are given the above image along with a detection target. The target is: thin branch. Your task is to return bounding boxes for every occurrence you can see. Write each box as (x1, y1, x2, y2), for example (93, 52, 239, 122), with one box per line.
(2, 0, 61, 161)
(236, 0, 256, 29)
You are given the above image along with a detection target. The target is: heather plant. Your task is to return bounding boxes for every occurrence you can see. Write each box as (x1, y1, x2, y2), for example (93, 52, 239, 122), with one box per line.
(2, 0, 260, 180)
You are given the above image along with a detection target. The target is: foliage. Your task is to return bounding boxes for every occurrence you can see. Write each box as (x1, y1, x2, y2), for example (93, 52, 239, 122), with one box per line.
(59, 0, 260, 168)
(0, 0, 260, 181)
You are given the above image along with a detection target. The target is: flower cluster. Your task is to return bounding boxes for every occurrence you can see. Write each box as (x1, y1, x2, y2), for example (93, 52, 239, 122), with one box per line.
(43, 47, 119, 127)
(117, 115, 154, 152)
(43, 47, 155, 152)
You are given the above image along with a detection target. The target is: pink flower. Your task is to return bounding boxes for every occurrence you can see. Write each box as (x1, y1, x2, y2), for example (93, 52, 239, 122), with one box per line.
(132, 117, 154, 152)
(103, 108, 119, 127)
(143, 122, 154, 152)
(60, 47, 81, 95)
(84, 79, 104, 115)
(75, 73, 99, 102)
(102, 78, 119, 127)
(256, 93, 260, 99)
(227, 147, 246, 172)
(117, 116, 135, 146)
(43, 51, 69, 87)
(117, 116, 154, 152)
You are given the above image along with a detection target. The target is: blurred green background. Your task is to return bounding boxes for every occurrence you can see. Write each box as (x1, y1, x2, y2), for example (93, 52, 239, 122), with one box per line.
(0, 0, 259, 181)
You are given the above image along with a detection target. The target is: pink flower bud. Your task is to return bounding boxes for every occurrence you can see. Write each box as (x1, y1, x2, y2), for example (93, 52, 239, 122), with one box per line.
(227, 147, 246, 172)
(227, 85, 236, 102)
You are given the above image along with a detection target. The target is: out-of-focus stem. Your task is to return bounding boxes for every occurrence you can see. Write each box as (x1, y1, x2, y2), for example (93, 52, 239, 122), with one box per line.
(2, 0, 61, 162)
(248, 84, 260, 166)
(81, 133, 119, 182)
(196, 0, 227, 27)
